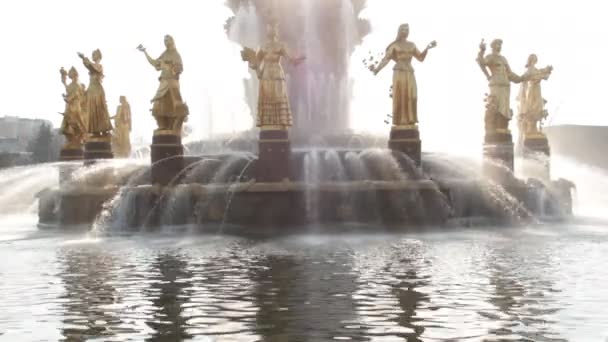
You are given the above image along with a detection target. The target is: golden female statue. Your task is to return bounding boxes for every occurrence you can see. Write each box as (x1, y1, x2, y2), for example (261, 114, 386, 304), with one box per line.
(80, 83, 88, 131)
(241, 23, 304, 130)
(111, 96, 132, 158)
(78, 49, 113, 137)
(59, 67, 86, 148)
(371, 24, 436, 127)
(517, 54, 553, 139)
(137, 35, 189, 135)
(477, 39, 523, 134)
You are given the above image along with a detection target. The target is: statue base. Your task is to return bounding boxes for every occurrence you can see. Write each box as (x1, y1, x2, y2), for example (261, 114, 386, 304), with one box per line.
(523, 135, 551, 180)
(388, 126, 421, 166)
(256, 129, 291, 182)
(60, 147, 84, 161)
(483, 132, 514, 182)
(84, 137, 113, 164)
(151, 133, 184, 186)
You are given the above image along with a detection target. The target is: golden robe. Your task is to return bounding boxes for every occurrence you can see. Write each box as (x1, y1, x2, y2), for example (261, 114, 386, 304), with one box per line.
(386, 42, 423, 126)
(151, 48, 187, 128)
(255, 42, 293, 128)
(82, 59, 112, 134)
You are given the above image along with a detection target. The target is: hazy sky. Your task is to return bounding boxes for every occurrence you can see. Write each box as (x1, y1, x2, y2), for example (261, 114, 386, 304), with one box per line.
(0, 0, 606, 153)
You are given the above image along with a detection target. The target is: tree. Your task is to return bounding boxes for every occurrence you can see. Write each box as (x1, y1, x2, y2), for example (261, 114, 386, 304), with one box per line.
(27, 124, 53, 163)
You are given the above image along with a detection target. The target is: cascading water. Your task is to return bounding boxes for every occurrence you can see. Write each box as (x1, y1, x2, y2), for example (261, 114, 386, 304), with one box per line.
(304, 149, 321, 222)
(219, 157, 256, 230)
(89, 162, 152, 232)
(344, 151, 369, 181)
(0, 163, 59, 214)
(181, 158, 223, 184)
(552, 155, 608, 219)
(211, 153, 256, 184)
(324, 150, 347, 182)
(423, 153, 535, 222)
(359, 149, 407, 181)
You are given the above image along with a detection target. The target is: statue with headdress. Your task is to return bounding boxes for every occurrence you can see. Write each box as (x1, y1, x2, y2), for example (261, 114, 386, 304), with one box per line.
(370, 23, 436, 127)
(77, 49, 113, 137)
(241, 21, 304, 130)
(137, 35, 189, 135)
(476, 39, 523, 135)
(59, 66, 87, 149)
(517, 54, 553, 141)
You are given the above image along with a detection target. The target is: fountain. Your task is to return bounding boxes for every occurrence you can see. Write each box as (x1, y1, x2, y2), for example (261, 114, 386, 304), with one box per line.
(36, 3, 574, 234)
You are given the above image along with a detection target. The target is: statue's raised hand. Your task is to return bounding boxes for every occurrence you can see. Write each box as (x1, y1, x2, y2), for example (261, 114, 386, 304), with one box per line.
(427, 40, 437, 50)
(479, 39, 486, 52)
(369, 64, 379, 76)
(77, 52, 85, 59)
(136, 44, 146, 52)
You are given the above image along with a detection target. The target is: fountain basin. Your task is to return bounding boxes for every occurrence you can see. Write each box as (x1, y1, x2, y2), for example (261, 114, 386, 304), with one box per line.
(37, 177, 573, 233)
(37, 186, 118, 227)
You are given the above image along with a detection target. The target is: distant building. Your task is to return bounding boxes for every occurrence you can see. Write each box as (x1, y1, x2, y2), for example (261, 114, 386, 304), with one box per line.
(0, 116, 53, 152)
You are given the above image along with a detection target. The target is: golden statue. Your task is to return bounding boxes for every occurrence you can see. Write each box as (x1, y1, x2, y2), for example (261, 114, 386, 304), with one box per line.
(241, 23, 304, 130)
(111, 96, 132, 158)
(137, 35, 189, 135)
(477, 39, 523, 135)
(370, 24, 436, 128)
(517, 54, 553, 139)
(59, 67, 87, 149)
(78, 49, 113, 137)
(80, 83, 88, 132)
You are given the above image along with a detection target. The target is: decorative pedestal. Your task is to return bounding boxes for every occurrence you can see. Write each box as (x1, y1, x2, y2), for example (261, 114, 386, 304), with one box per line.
(151, 132, 184, 186)
(60, 147, 84, 161)
(84, 137, 113, 164)
(256, 129, 291, 183)
(483, 132, 514, 182)
(523, 135, 551, 180)
(59, 147, 84, 184)
(388, 126, 421, 166)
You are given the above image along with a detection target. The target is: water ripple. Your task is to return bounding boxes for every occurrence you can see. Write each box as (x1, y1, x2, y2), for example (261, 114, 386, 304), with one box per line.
(0, 226, 607, 341)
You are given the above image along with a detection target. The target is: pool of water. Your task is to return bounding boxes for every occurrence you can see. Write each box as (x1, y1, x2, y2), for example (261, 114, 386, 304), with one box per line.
(1, 214, 608, 341)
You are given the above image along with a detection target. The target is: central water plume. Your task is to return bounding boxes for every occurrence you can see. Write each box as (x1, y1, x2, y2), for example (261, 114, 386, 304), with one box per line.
(225, 0, 370, 137)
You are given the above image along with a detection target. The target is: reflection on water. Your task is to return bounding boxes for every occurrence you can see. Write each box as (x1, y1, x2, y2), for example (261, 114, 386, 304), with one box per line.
(1, 223, 608, 341)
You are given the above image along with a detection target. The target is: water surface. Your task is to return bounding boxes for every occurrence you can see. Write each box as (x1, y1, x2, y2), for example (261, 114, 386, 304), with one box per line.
(1, 215, 608, 341)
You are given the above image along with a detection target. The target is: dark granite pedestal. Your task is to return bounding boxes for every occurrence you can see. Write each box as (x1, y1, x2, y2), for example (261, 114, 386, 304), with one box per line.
(60, 147, 84, 161)
(523, 135, 551, 180)
(483, 131, 514, 182)
(256, 129, 291, 182)
(84, 137, 113, 165)
(151, 132, 184, 186)
(388, 126, 421, 166)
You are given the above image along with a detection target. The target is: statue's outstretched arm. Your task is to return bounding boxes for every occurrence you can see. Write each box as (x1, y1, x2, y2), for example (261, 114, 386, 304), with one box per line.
(241, 47, 262, 75)
(414, 41, 436, 62)
(476, 40, 491, 80)
(137, 45, 160, 70)
(145, 51, 161, 71)
(281, 45, 305, 65)
(79, 55, 95, 73)
(60, 67, 67, 86)
(373, 44, 394, 75)
(506, 61, 522, 83)
(541, 65, 553, 80)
